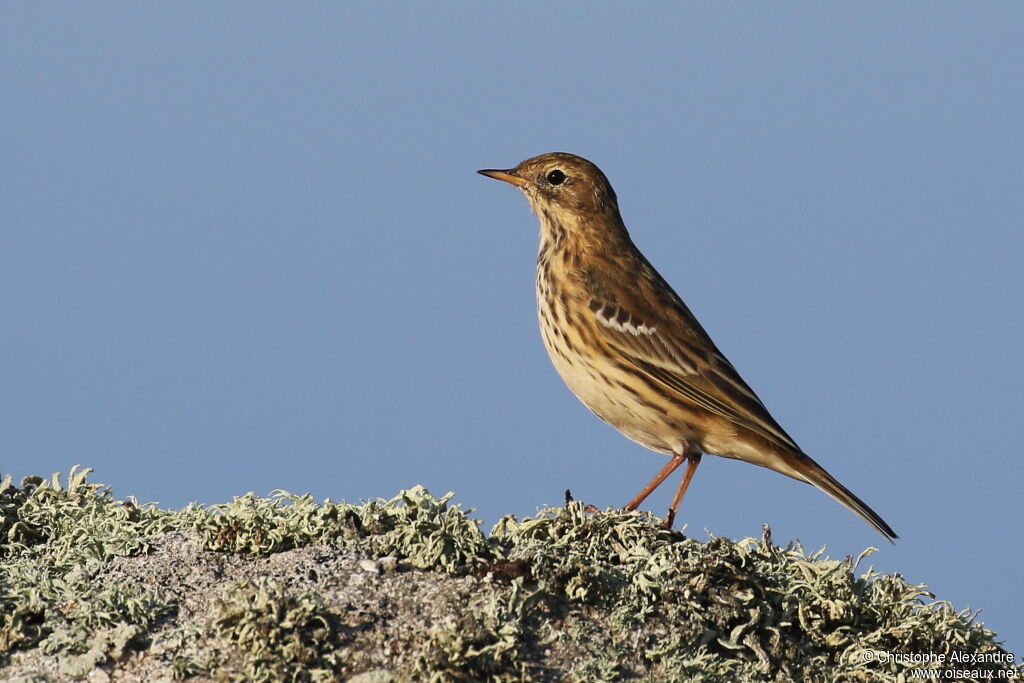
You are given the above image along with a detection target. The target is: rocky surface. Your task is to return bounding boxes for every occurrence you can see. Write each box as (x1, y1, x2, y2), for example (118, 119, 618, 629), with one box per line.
(1, 468, 1019, 682)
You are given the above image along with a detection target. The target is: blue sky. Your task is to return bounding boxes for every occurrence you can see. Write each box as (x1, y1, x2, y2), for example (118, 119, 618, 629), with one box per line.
(4, 2, 1022, 656)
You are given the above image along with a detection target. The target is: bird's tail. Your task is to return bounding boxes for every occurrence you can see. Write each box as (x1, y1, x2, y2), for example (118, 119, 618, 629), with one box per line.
(780, 450, 898, 543)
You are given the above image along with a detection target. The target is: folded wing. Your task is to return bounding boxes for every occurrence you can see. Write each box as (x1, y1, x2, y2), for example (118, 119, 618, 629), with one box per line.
(588, 294, 801, 453)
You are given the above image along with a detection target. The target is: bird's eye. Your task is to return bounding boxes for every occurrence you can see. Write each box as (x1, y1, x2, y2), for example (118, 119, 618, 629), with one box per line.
(546, 169, 566, 186)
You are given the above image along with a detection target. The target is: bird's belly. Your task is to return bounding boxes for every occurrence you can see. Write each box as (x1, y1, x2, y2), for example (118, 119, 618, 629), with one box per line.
(541, 335, 683, 455)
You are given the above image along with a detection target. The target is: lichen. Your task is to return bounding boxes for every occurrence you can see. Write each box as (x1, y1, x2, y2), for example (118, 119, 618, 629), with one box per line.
(0, 467, 1018, 682)
(1, 467, 180, 668)
(197, 486, 488, 573)
(211, 577, 344, 682)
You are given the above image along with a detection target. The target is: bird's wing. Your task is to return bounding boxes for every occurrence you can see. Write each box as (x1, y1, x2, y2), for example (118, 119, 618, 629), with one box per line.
(586, 291, 800, 453)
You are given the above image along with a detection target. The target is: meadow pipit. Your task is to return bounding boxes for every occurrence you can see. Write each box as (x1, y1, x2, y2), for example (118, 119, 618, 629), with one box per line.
(479, 153, 896, 541)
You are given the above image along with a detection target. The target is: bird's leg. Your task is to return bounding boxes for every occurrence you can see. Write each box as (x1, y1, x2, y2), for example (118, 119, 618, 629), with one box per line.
(662, 452, 702, 529)
(624, 453, 685, 511)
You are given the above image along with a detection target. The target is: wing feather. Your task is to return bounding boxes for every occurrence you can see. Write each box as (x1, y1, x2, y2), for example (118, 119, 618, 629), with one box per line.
(590, 295, 800, 452)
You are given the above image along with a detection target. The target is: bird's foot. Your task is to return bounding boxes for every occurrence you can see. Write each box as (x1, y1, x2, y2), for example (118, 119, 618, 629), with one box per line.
(660, 508, 676, 530)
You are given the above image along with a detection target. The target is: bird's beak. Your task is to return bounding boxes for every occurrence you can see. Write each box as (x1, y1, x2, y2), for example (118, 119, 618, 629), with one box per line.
(477, 168, 528, 188)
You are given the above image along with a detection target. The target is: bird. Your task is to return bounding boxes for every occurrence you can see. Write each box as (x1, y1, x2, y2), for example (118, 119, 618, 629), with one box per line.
(478, 152, 897, 542)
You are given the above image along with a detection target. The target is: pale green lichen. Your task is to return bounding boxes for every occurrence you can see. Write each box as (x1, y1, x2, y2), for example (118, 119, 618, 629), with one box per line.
(211, 577, 344, 682)
(197, 486, 488, 573)
(1, 467, 184, 569)
(1, 467, 181, 667)
(0, 467, 1019, 682)
(491, 502, 1017, 681)
(411, 580, 536, 683)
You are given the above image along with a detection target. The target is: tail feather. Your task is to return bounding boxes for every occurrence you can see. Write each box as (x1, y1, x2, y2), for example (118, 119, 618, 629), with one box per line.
(781, 451, 898, 543)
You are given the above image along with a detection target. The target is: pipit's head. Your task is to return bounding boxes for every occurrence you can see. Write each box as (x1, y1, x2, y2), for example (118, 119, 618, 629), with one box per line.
(478, 153, 620, 225)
